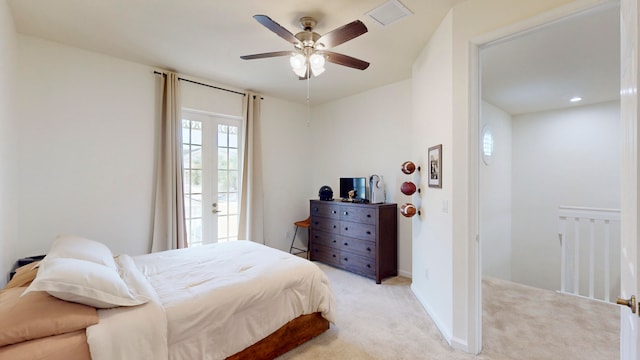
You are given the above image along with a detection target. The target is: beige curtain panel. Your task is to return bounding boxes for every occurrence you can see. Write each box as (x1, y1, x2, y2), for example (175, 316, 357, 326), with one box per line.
(151, 71, 187, 252)
(238, 93, 264, 244)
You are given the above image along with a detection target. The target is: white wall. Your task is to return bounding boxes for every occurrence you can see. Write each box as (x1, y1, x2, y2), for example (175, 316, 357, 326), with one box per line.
(181, 80, 245, 118)
(0, 0, 18, 286)
(511, 101, 620, 291)
(16, 35, 158, 258)
(260, 96, 312, 252)
(411, 10, 454, 342)
(310, 80, 413, 277)
(480, 101, 512, 280)
(12, 35, 312, 265)
(413, 0, 577, 351)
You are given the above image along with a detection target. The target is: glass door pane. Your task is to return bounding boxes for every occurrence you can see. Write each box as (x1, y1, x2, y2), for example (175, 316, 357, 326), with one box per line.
(182, 119, 204, 247)
(216, 123, 240, 242)
(182, 112, 242, 246)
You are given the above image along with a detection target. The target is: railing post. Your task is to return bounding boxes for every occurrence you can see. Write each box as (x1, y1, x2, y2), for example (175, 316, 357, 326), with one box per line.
(604, 219, 611, 302)
(573, 216, 580, 296)
(558, 206, 620, 303)
(589, 218, 595, 299)
(559, 217, 567, 294)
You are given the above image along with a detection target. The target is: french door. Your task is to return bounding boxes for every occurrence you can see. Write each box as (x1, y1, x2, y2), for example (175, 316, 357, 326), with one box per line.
(182, 110, 242, 247)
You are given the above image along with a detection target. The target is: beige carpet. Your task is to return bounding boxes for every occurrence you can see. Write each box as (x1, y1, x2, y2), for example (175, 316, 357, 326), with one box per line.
(278, 263, 619, 359)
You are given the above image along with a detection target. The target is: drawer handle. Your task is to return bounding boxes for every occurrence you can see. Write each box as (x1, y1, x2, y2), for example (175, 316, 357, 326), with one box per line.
(344, 242, 348, 246)
(344, 258, 348, 262)
(314, 221, 319, 225)
(344, 227, 348, 231)
(367, 264, 371, 268)
(366, 231, 371, 235)
(367, 214, 371, 218)
(332, 210, 337, 214)
(332, 254, 336, 258)
(332, 225, 337, 229)
(367, 247, 371, 252)
(332, 240, 337, 243)
(314, 235, 319, 239)
(344, 211, 348, 215)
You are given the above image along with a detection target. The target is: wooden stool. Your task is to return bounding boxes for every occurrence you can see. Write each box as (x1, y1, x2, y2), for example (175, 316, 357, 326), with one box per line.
(289, 216, 311, 259)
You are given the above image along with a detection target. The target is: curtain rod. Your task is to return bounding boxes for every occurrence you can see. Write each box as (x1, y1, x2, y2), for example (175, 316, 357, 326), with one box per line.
(153, 71, 246, 96)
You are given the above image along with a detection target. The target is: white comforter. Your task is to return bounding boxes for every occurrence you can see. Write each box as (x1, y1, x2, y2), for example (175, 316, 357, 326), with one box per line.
(86, 240, 335, 360)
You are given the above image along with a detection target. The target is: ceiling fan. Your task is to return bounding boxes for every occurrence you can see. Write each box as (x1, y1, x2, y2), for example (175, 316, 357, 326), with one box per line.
(240, 15, 370, 79)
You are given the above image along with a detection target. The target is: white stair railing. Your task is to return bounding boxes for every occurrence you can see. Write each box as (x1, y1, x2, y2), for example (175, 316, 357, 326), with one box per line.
(558, 206, 620, 303)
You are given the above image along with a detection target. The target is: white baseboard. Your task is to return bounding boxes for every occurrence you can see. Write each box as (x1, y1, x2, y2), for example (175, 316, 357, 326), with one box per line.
(450, 337, 469, 352)
(398, 269, 412, 278)
(410, 283, 453, 346)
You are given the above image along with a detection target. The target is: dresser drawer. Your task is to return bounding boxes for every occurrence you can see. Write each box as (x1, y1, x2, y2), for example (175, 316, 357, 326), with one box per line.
(311, 217, 340, 234)
(310, 202, 340, 219)
(311, 229, 341, 249)
(340, 221, 376, 242)
(340, 251, 375, 277)
(310, 244, 341, 267)
(309, 200, 397, 284)
(340, 206, 376, 225)
(340, 237, 375, 258)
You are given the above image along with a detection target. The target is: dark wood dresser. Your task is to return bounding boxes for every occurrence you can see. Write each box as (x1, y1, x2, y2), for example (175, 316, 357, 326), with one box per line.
(309, 200, 397, 284)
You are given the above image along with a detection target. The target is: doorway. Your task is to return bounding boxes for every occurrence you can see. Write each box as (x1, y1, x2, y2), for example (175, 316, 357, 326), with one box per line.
(181, 110, 243, 246)
(477, 2, 621, 357)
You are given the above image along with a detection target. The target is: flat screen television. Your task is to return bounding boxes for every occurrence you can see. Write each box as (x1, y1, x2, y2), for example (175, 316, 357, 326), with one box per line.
(340, 177, 367, 201)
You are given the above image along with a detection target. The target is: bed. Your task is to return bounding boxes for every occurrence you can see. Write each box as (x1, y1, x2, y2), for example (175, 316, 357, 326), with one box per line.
(0, 236, 335, 360)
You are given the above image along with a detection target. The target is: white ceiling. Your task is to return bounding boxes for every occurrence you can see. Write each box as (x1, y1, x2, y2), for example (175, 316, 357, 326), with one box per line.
(482, 4, 620, 115)
(7, 0, 620, 111)
(7, 0, 464, 105)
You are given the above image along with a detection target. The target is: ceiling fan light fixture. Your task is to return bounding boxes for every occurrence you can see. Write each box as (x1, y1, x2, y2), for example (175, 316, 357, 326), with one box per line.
(290, 53, 308, 77)
(311, 65, 325, 77)
(242, 14, 369, 80)
(309, 53, 326, 76)
(292, 64, 308, 78)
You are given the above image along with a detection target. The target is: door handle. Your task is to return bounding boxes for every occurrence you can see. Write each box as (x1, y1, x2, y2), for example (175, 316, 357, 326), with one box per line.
(617, 295, 637, 313)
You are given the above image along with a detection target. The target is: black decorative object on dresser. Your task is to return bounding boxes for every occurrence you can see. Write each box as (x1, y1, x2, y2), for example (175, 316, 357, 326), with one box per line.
(309, 200, 397, 284)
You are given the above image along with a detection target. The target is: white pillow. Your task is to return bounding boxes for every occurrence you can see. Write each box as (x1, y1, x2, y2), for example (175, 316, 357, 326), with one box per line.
(23, 257, 149, 308)
(46, 234, 117, 270)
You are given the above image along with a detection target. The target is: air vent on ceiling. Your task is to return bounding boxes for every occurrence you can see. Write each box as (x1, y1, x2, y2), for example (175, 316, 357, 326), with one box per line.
(366, 0, 413, 27)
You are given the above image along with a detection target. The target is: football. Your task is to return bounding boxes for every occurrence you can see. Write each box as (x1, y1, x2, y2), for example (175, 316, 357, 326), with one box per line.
(401, 161, 416, 175)
(400, 181, 417, 196)
(400, 203, 417, 217)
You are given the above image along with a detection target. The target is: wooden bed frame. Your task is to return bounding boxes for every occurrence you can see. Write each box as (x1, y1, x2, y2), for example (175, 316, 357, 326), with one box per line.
(227, 312, 329, 360)
(5, 252, 330, 359)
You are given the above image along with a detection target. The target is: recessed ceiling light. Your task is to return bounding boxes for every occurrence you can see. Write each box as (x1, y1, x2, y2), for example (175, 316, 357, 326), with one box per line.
(570, 97, 583, 103)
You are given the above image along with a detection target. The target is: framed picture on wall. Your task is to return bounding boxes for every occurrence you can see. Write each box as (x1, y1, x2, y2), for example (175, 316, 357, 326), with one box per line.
(428, 144, 442, 188)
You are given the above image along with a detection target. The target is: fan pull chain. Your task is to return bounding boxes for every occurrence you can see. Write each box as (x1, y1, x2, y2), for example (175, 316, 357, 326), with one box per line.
(306, 69, 311, 127)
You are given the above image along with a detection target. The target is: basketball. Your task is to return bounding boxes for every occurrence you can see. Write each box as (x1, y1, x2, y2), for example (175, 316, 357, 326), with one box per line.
(401, 161, 416, 175)
(400, 203, 417, 217)
(400, 181, 417, 196)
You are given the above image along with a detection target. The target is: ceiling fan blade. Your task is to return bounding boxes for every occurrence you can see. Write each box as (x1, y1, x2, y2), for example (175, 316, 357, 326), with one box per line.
(253, 15, 300, 45)
(316, 20, 368, 49)
(240, 51, 292, 60)
(323, 51, 370, 70)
